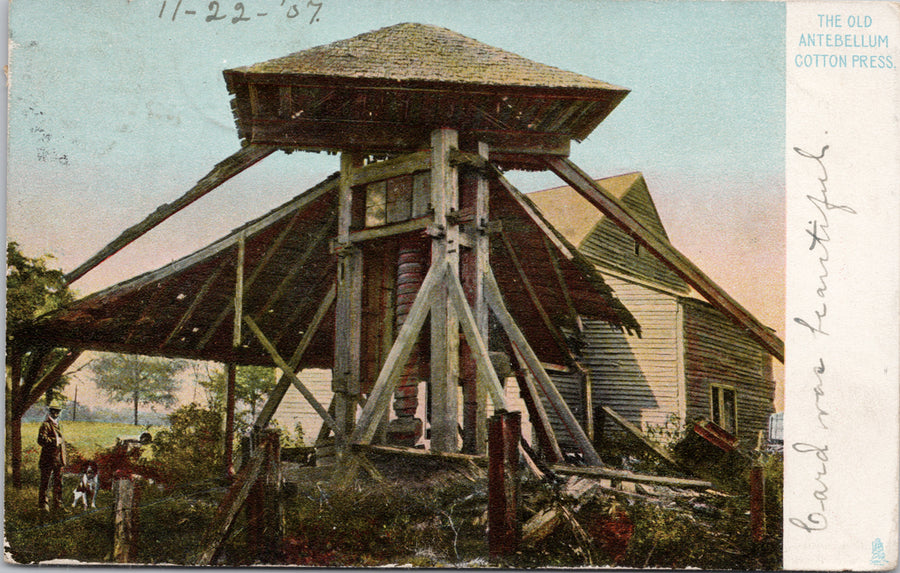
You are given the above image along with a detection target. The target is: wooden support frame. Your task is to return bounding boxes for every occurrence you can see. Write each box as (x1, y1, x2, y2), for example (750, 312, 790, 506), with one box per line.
(66, 144, 276, 284)
(243, 315, 340, 438)
(483, 268, 603, 466)
(542, 155, 784, 363)
(348, 262, 445, 446)
(348, 150, 431, 187)
(467, 141, 490, 454)
(253, 283, 337, 431)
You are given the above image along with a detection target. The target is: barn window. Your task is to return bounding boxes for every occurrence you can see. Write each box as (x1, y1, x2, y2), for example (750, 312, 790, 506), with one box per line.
(710, 384, 737, 435)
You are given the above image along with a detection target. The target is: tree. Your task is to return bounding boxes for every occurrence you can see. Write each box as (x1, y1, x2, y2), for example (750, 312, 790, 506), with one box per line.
(5, 241, 76, 487)
(90, 353, 186, 425)
(198, 364, 276, 418)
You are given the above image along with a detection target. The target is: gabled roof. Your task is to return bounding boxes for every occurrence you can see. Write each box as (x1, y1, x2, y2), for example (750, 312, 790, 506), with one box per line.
(19, 171, 638, 369)
(230, 23, 624, 92)
(529, 172, 689, 293)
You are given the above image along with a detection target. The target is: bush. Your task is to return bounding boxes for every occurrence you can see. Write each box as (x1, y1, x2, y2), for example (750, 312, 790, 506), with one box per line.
(151, 404, 222, 485)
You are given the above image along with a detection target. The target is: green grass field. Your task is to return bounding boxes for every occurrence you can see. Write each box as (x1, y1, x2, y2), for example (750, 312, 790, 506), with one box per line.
(20, 421, 164, 459)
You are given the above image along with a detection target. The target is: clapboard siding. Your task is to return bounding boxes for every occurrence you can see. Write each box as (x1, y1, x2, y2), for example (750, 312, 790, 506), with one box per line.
(272, 369, 333, 444)
(582, 275, 682, 441)
(681, 298, 775, 445)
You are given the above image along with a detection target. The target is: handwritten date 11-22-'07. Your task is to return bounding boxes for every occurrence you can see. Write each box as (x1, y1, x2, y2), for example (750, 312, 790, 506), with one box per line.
(159, 0, 323, 24)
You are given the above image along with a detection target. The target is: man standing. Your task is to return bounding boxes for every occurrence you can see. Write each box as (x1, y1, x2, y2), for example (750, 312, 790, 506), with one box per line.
(38, 402, 67, 511)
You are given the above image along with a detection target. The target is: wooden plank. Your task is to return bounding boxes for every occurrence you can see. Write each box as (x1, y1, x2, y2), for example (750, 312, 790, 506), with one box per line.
(430, 128, 460, 453)
(471, 141, 490, 454)
(65, 144, 276, 284)
(542, 156, 784, 364)
(550, 463, 714, 490)
(483, 268, 603, 466)
(348, 150, 431, 187)
(196, 443, 267, 565)
(349, 263, 445, 446)
(600, 405, 682, 468)
(233, 233, 245, 347)
(342, 217, 431, 245)
(243, 315, 340, 437)
(352, 443, 487, 466)
(446, 266, 507, 410)
(543, 234, 581, 332)
(252, 284, 336, 431)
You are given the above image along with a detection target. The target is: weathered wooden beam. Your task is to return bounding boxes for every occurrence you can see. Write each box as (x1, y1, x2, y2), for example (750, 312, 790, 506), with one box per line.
(348, 150, 431, 187)
(600, 405, 683, 469)
(446, 267, 507, 410)
(65, 144, 276, 284)
(469, 141, 491, 455)
(243, 315, 340, 437)
(349, 263, 445, 446)
(338, 217, 431, 246)
(352, 443, 487, 466)
(549, 464, 714, 490)
(542, 156, 784, 363)
(513, 359, 564, 464)
(483, 268, 603, 466)
(542, 234, 582, 332)
(430, 128, 461, 453)
(252, 284, 336, 431)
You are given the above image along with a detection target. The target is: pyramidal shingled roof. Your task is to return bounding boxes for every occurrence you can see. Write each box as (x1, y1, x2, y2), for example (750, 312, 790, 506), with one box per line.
(231, 22, 625, 92)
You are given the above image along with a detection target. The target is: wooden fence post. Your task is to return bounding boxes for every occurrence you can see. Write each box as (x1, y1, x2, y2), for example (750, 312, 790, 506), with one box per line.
(488, 410, 521, 559)
(247, 430, 283, 563)
(112, 475, 139, 563)
(750, 465, 765, 540)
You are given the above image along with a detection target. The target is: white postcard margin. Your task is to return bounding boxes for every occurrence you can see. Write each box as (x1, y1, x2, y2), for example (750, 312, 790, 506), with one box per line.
(784, 2, 900, 570)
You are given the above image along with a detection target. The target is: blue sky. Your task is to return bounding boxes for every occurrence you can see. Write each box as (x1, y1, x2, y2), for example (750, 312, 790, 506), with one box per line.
(6, 0, 785, 342)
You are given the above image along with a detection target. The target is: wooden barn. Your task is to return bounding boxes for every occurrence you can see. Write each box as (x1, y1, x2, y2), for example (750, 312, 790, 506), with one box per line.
(529, 172, 777, 446)
(9, 23, 783, 491)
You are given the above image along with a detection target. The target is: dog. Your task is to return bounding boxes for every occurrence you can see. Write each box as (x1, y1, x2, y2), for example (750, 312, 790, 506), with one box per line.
(72, 462, 99, 509)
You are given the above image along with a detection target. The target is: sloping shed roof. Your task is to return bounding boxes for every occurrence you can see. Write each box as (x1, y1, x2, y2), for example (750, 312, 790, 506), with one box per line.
(19, 174, 638, 369)
(223, 23, 629, 167)
(529, 172, 689, 293)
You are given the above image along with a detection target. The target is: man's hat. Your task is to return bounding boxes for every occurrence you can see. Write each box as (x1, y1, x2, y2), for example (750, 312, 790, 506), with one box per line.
(47, 400, 65, 411)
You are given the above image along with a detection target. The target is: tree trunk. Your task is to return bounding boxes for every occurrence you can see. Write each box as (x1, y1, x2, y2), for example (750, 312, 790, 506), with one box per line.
(10, 414, 23, 489)
(133, 392, 139, 426)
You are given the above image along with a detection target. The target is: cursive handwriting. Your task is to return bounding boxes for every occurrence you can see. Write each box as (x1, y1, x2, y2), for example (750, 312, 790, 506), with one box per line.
(792, 145, 856, 337)
(789, 442, 830, 531)
(812, 358, 828, 430)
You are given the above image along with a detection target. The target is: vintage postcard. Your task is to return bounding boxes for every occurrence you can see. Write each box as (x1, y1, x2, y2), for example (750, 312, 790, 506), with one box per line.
(3, 0, 898, 569)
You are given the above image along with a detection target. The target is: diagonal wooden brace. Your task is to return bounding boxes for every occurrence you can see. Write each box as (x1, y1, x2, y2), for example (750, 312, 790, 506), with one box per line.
(244, 314, 340, 439)
(348, 262, 446, 446)
(483, 268, 603, 466)
(542, 155, 784, 363)
(252, 283, 337, 432)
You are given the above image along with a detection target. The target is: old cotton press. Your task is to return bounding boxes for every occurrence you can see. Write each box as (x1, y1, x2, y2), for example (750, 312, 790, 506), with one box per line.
(218, 22, 643, 461)
(28, 23, 783, 477)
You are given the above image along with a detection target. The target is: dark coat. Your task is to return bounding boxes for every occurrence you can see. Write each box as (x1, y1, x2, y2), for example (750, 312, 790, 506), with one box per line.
(38, 416, 66, 467)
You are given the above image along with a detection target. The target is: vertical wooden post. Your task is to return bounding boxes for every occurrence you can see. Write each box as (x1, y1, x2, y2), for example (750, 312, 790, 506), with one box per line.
(488, 410, 521, 559)
(112, 476, 139, 563)
(247, 430, 283, 562)
(225, 233, 244, 476)
(430, 128, 460, 453)
(463, 141, 490, 454)
(334, 153, 364, 449)
(750, 465, 765, 541)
